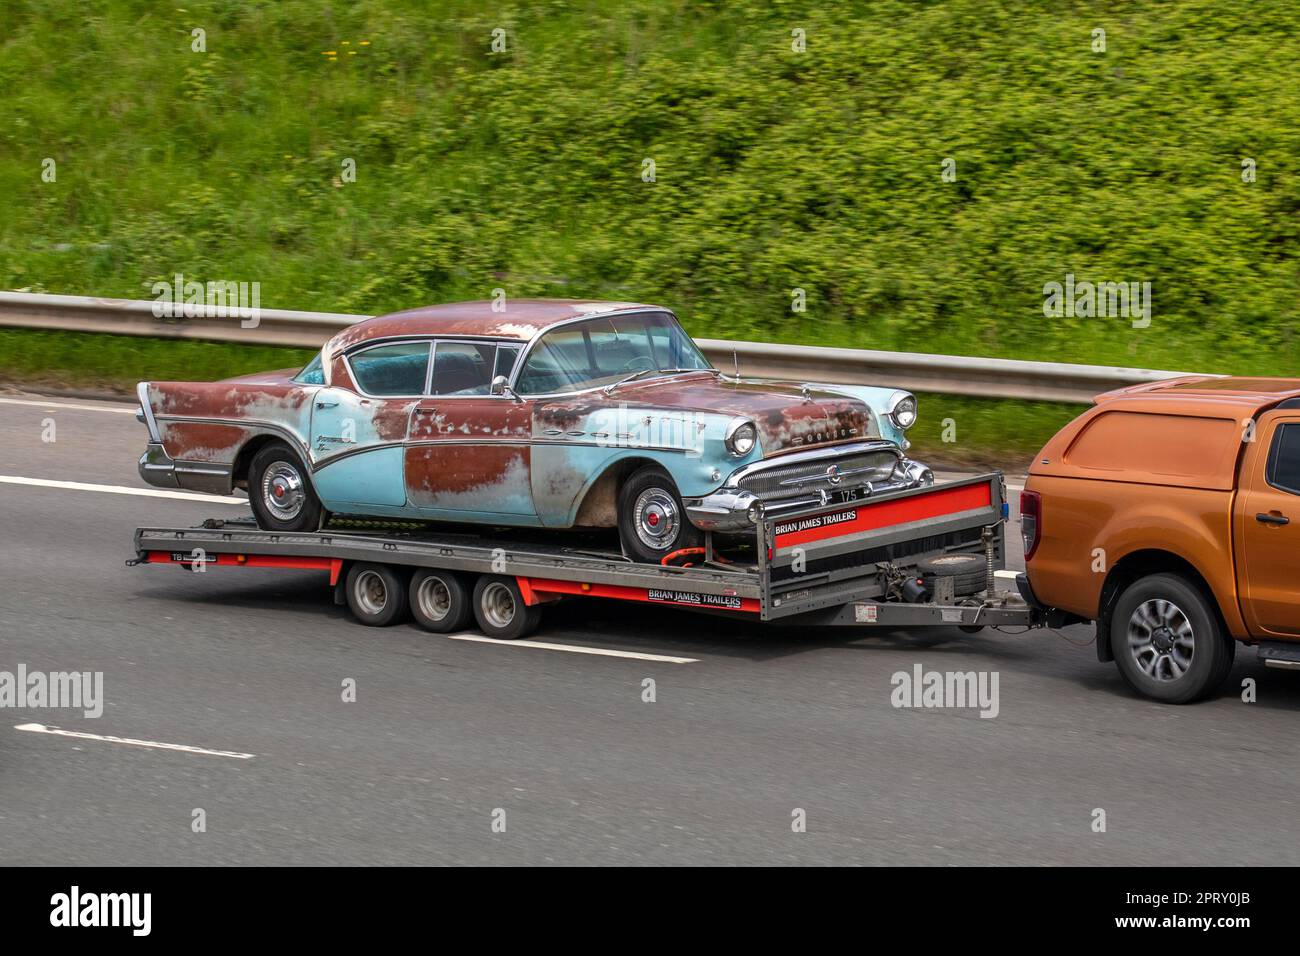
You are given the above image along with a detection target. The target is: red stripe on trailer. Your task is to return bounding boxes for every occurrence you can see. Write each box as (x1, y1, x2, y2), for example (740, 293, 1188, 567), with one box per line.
(773, 482, 993, 548)
(518, 576, 759, 613)
(145, 550, 344, 583)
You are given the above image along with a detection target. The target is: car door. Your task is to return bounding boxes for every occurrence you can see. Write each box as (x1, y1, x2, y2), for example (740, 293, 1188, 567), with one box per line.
(405, 340, 537, 518)
(308, 340, 430, 509)
(1236, 411, 1300, 637)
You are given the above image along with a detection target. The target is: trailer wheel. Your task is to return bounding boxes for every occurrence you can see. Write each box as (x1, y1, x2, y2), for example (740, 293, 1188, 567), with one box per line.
(472, 575, 542, 640)
(409, 569, 472, 633)
(345, 562, 409, 627)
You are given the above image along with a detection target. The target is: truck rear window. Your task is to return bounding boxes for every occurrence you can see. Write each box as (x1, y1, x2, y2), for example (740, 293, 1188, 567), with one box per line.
(1064, 411, 1240, 486)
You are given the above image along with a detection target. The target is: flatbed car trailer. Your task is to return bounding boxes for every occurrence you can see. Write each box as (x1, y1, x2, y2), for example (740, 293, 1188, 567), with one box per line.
(129, 473, 1042, 640)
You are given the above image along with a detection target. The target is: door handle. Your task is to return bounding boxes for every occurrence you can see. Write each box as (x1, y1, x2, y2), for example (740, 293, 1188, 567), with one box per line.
(315, 400, 339, 409)
(1256, 512, 1290, 526)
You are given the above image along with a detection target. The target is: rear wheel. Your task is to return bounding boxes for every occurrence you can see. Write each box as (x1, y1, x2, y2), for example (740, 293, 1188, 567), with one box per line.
(345, 562, 409, 627)
(1110, 573, 1233, 703)
(617, 466, 703, 564)
(472, 575, 542, 640)
(248, 441, 323, 532)
(409, 569, 472, 633)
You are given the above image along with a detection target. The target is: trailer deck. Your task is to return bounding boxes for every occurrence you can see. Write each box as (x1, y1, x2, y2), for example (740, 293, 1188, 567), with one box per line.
(130, 472, 1041, 636)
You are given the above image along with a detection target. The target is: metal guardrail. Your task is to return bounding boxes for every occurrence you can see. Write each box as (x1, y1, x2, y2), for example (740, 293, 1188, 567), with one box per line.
(0, 290, 1199, 403)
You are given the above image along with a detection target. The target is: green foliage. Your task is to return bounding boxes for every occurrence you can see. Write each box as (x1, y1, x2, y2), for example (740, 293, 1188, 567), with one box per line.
(1, 0, 1297, 375)
(0, 329, 314, 389)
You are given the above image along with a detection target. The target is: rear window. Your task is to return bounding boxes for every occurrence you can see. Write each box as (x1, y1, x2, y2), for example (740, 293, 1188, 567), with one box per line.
(1064, 411, 1240, 486)
(294, 352, 325, 385)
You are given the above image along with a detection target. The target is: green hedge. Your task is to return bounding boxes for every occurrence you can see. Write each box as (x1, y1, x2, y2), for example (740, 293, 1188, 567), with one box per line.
(2, 0, 1297, 376)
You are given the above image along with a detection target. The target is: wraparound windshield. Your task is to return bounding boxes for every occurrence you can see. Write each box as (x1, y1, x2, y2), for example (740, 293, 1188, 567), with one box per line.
(515, 312, 712, 395)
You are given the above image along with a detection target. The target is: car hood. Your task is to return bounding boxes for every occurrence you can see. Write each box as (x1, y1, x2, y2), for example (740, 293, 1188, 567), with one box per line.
(611, 374, 880, 454)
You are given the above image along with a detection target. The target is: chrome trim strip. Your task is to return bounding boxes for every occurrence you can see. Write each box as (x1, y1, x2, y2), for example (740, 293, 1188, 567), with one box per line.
(724, 440, 901, 487)
(136, 382, 162, 442)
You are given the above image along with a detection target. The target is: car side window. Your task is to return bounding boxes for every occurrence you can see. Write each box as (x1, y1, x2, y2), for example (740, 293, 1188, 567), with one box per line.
(349, 342, 431, 396)
(432, 342, 495, 396)
(1267, 422, 1300, 495)
(494, 345, 521, 381)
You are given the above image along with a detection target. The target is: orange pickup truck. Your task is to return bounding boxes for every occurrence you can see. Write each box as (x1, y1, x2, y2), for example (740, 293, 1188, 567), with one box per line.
(1020, 376, 1300, 703)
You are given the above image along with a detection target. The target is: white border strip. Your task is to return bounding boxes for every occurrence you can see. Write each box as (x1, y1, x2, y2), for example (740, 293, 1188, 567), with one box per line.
(444, 633, 698, 663)
(15, 723, 255, 759)
(0, 396, 135, 414)
(0, 475, 246, 505)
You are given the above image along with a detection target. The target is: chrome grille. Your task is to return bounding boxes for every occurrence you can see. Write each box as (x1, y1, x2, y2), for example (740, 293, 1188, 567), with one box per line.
(736, 449, 899, 498)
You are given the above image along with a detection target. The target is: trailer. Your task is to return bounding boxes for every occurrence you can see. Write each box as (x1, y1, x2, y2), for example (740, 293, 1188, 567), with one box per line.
(128, 472, 1041, 639)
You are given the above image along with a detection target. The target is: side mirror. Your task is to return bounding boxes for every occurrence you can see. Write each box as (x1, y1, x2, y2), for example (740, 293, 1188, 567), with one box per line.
(490, 375, 519, 401)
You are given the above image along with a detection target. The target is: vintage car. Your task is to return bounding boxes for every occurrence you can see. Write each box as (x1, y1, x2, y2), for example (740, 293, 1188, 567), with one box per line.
(137, 300, 933, 561)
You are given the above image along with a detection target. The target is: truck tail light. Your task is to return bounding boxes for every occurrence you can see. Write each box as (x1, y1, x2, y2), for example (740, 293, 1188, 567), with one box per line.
(1020, 490, 1042, 561)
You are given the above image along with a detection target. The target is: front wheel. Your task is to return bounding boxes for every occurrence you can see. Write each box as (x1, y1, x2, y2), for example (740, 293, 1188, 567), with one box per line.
(248, 441, 323, 532)
(617, 466, 703, 564)
(1109, 573, 1233, 704)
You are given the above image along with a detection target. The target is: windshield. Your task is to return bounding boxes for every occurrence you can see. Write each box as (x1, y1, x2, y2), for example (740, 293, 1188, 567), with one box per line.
(515, 312, 712, 395)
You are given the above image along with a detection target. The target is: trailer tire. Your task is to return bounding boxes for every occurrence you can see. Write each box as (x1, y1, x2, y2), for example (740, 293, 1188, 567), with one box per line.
(409, 568, 472, 633)
(345, 562, 409, 627)
(472, 575, 542, 640)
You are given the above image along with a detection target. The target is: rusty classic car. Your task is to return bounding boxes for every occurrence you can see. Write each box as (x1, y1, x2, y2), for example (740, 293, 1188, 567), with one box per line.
(137, 300, 933, 561)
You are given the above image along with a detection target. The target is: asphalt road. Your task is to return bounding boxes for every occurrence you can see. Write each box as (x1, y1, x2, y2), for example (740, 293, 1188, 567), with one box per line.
(1, 390, 1298, 866)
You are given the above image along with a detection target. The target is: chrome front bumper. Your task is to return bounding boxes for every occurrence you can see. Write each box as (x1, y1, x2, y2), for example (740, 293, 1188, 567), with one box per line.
(684, 453, 934, 533)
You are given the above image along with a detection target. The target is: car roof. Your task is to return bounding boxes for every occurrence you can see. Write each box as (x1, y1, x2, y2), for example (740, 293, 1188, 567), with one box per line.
(325, 299, 667, 354)
(1098, 375, 1300, 416)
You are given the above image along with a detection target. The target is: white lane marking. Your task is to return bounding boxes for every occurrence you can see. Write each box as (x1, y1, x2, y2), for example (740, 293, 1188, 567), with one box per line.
(0, 396, 135, 414)
(0, 475, 246, 505)
(15, 723, 255, 759)
(444, 632, 698, 663)
(995, 569, 1020, 580)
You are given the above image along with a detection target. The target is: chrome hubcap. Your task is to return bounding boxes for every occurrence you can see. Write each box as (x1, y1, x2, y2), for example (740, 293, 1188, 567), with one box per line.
(416, 576, 452, 622)
(262, 461, 305, 521)
(354, 570, 388, 616)
(633, 488, 679, 551)
(481, 582, 516, 629)
(1127, 599, 1195, 682)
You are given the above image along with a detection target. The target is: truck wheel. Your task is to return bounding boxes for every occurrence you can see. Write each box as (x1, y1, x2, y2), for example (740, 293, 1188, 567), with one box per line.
(409, 569, 471, 633)
(249, 441, 323, 532)
(345, 562, 409, 627)
(472, 575, 542, 640)
(618, 466, 703, 564)
(1110, 573, 1233, 704)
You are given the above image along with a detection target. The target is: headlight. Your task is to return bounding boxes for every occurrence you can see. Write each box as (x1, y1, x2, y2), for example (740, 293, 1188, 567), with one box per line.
(725, 419, 757, 457)
(888, 392, 917, 430)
